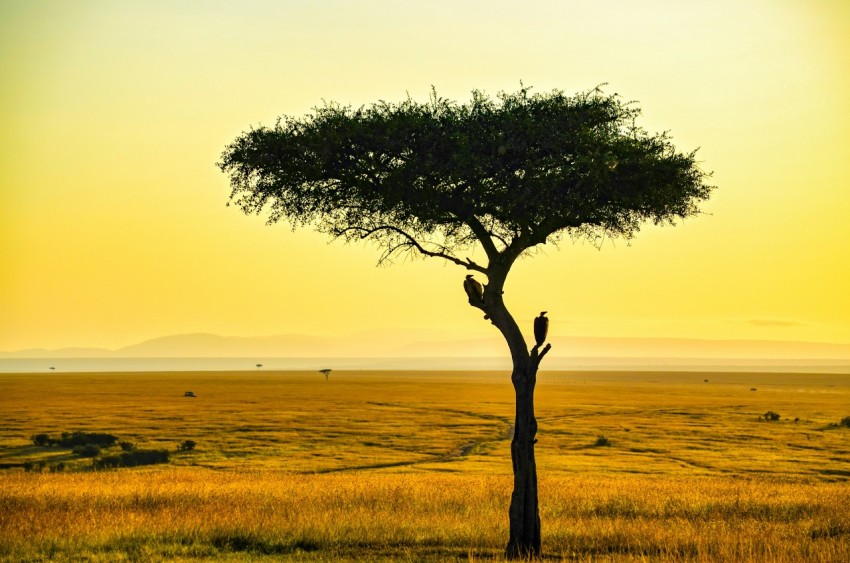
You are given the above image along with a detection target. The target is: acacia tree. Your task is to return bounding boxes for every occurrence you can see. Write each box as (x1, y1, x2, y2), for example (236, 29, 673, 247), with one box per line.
(218, 86, 713, 558)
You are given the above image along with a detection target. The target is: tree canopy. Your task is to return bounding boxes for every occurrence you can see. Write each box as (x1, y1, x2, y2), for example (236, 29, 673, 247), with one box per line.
(218, 86, 713, 273)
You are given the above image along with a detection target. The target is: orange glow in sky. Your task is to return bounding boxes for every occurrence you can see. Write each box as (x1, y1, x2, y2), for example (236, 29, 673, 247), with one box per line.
(2, 1, 849, 353)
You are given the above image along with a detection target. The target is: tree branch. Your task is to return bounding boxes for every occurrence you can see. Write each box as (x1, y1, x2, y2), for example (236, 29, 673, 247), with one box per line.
(345, 225, 487, 273)
(487, 228, 510, 250)
(530, 342, 552, 369)
(464, 215, 501, 260)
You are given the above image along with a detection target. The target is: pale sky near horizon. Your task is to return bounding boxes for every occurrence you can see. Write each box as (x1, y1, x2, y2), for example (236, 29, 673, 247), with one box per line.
(2, 1, 849, 353)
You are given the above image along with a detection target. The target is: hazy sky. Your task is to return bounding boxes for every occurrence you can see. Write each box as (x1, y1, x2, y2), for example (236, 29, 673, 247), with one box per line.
(2, 1, 849, 352)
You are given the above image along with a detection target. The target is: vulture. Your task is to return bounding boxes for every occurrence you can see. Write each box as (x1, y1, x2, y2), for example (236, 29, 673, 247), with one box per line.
(533, 311, 549, 347)
(463, 274, 485, 305)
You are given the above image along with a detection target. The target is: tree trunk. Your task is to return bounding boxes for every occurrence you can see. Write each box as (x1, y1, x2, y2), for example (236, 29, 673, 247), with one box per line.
(477, 262, 548, 559)
(505, 361, 541, 559)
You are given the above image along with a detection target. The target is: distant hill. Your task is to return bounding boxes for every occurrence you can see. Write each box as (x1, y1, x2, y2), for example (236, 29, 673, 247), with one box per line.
(1, 333, 355, 358)
(117, 333, 334, 357)
(2, 347, 112, 359)
(2, 333, 850, 361)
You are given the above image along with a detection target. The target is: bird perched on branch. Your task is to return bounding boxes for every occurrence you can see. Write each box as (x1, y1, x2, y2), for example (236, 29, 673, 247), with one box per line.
(463, 274, 485, 305)
(533, 311, 548, 347)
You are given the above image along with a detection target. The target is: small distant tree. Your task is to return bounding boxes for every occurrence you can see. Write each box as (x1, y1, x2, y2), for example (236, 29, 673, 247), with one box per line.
(256, 363, 263, 371)
(177, 440, 196, 451)
(763, 411, 781, 421)
(319, 368, 332, 381)
(31, 433, 51, 447)
(219, 85, 713, 558)
(839, 416, 850, 428)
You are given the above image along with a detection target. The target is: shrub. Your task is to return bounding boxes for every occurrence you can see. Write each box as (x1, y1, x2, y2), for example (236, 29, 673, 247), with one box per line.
(119, 441, 136, 452)
(72, 444, 101, 457)
(594, 435, 611, 447)
(23, 461, 49, 472)
(29, 431, 120, 449)
(840, 416, 850, 428)
(92, 449, 170, 470)
(50, 462, 65, 473)
(31, 433, 52, 447)
(177, 440, 196, 451)
(763, 411, 781, 422)
(60, 432, 118, 448)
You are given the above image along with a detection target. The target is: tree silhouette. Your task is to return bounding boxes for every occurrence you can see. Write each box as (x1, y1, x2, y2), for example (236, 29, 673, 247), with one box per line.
(218, 86, 713, 558)
(319, 368, 332, 381)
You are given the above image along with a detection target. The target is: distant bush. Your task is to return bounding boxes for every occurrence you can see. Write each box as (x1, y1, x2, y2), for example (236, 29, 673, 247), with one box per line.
(72, 444, 101, 457)
(177, 440, 196, 451)
(50, 462, 65, 473)
(93, 449, 170, 470)
(119, 441, 136, 452)
(31, 433, 51, 447)
(840, 416, 850, 428)
(763, 411, 781, 422)
(32, 431, 119, 448)
(22, 461, 45, 473)
(594, 435, 611, 447)
(60, 432, 118, 448)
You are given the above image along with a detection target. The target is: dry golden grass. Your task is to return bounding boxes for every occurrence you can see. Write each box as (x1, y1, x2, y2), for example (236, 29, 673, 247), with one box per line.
(2, 470, 849, 561)
(1, 370, 849, 561)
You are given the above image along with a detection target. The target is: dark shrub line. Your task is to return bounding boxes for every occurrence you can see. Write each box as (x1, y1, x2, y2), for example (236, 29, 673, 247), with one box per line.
(93, 449, 170, 470)
(31, 431, 118, 448)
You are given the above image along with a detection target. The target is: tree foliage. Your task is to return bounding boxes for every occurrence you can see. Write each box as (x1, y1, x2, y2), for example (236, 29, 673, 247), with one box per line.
(219, 86, 713, 270)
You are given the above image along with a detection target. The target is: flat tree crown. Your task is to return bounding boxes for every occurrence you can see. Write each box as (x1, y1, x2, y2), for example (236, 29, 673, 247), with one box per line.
(219, 86, 713, 265)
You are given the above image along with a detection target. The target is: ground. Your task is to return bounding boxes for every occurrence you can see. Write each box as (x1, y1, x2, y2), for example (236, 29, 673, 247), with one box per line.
(1, 370, 848, 561)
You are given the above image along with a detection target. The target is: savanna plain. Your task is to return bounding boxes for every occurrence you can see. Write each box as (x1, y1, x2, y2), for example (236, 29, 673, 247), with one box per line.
(1, 369, 849, 562)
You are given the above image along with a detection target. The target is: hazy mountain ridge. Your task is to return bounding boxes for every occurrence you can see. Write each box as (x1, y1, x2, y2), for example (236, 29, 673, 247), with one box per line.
(3, 332, 850, 360)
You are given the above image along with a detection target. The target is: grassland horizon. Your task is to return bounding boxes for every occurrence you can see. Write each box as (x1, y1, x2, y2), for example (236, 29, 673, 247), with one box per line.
(3, 356, 849, 374)
(2, 369, 849, 561)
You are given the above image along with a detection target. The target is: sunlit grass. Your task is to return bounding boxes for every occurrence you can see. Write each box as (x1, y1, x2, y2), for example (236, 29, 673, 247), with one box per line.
(2, 470, 849, 561)
(1, 370, 849, 560)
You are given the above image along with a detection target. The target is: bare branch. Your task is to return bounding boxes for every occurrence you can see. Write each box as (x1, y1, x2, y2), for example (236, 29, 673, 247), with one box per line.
(464, 215, 501, 260)
(488, 228, 510, 250)
(530, 342, 552, 369)
(345, 225, 487, 273)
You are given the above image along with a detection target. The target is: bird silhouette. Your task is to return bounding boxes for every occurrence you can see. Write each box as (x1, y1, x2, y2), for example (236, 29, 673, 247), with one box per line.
(463, 274, 485, 305)
(533, 311, 548, 347)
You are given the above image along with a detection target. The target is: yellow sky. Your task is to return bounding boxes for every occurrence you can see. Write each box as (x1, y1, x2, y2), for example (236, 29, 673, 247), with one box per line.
(2, 0, 849, 353)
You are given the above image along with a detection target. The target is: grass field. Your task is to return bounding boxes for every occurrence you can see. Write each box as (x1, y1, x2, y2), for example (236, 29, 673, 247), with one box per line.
(1, 369, 849, 561)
